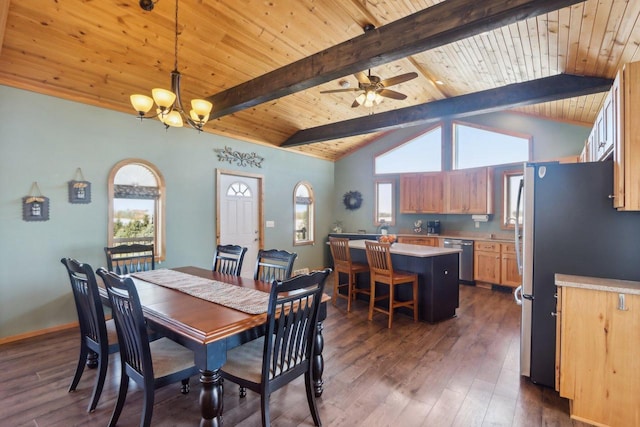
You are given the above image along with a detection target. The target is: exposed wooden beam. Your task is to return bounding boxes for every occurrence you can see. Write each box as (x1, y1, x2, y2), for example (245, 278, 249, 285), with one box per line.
(281, 74, 613, 147)
(205, 0, 585, 120)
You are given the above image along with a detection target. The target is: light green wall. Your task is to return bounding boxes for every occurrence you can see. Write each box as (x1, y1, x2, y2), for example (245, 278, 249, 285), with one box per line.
(333, 112, 591, 235)
(0, 85, 334, 339)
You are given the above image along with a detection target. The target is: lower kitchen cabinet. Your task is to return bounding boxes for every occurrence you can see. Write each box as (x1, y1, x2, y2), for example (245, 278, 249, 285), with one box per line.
(474, 241, 501, 284)
(556, 279, 640, 427)
(474, 241, 521, 287)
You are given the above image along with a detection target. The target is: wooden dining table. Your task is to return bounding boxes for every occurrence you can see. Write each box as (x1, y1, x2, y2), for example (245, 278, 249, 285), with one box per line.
(99, 266, 329, 427)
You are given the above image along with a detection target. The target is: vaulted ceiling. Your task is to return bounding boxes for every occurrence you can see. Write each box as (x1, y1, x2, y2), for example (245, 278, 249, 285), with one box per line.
(1, 0, 639, 161)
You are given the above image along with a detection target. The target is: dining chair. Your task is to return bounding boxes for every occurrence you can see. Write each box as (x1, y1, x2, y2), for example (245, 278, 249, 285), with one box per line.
(364, 241, 418, 329)
(104, 243, 155, 275)
(329, 237, 370, 312)
(221, 268, 331, 427)
(96, 268, 199, 427)
(253, 249, 297, 282)
(212, 244, 248, 276)
(61, 257, 119, 413)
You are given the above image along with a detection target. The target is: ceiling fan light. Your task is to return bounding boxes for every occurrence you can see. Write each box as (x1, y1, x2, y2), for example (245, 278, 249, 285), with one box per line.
(164, 110, 184, 127)
(363, 99, 374, 108)
(191, 99, 213, 117)
(130, 94, 154, 114)
(355, 93, 366, 105)
(374, 93, 383, 104)
(365, 90, 376, 102)
(152, 88, 176, 109)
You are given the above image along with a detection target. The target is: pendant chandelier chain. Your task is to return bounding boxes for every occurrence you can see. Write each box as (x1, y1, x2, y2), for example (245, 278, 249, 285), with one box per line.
(173, 0, 179, 72)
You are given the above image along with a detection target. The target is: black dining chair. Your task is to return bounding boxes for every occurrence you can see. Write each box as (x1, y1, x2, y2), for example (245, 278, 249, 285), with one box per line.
(61, 258, 119, 413)
(104, 243, 155, 275)
(253, 249, 297, 282)
(212, 244, 248, 276)
(221, 268, 331, 427)
(96, 268, 199, 427)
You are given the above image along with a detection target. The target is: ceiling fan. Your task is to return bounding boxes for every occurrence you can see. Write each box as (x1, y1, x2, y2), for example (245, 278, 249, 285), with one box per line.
(320, 69, 418, 108)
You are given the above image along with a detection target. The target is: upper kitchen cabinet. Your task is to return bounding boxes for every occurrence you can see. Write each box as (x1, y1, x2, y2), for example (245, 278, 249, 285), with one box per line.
(399, 173, 443, 214)
(612, 61, 640, 211)
(444, 167, 493, 214)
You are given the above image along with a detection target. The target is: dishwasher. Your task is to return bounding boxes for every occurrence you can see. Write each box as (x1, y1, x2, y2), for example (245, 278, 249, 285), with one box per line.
(443, 239, 474, 284)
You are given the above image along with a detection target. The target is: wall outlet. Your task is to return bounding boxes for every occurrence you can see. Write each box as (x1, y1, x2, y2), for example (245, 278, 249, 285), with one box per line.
(266, 220, 275, 228)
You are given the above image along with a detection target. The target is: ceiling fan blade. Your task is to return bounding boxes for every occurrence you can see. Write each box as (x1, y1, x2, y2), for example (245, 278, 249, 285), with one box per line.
(378, 89, 407, 100)
(351, 98, 362, 108)
(320, 88, 360, 94)
(354, 71, 371, 85)
(380, 72, 418, 87)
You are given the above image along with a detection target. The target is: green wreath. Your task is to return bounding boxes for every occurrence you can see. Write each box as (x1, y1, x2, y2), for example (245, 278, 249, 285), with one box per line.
(343, 191, 363, 210)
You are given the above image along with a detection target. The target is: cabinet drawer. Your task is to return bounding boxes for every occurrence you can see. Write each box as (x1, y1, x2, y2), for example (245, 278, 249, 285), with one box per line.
(475, 241, 499, 252)
(501, 243, 516, 254)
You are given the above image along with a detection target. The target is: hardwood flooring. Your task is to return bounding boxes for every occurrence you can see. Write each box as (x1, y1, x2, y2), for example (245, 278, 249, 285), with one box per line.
(0, 284, 589, 426)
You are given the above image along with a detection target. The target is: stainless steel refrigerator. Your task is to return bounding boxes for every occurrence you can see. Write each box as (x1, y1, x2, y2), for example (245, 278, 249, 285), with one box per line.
(514, 160, 640, 388)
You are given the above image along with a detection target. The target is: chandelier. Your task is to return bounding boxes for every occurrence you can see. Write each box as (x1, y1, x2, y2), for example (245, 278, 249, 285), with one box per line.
(129, 0, 212, 130)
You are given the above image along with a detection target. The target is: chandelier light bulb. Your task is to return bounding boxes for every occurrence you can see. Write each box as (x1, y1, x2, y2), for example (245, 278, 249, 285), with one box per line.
(130, 94, 154, 115)
(164, 110, 184, 127)
(191, 99, 213, 118)
(152, 88, 176, 110)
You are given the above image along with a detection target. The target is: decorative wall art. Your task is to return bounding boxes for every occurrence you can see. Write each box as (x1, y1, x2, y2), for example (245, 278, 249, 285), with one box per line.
(68, 168, 91, 204)
(22, 182, 50, 222)
(343, 190, 363, 210)
(214, 146, 264, 168)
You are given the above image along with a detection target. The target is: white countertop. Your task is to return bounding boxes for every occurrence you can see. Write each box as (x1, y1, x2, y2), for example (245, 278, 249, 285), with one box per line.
(555, 274, 640, 295)
(347, 239, 462, 258)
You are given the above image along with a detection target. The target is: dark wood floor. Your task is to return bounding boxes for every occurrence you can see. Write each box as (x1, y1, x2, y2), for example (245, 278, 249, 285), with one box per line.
(0, 283, 589, 427)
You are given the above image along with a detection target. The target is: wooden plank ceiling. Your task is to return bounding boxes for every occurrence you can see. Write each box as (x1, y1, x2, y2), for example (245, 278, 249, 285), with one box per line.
(1, 0, 639, 161)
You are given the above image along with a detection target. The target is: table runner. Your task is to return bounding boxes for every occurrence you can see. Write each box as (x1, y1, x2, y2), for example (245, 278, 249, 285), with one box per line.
(131, 269, 269, 314)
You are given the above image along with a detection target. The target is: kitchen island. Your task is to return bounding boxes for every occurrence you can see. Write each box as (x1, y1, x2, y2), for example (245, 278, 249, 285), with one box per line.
(346, 240, 461, 323)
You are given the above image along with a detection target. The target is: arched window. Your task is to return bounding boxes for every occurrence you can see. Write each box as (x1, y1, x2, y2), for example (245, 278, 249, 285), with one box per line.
(294, 182, 314, 246)
(108, 159, 166, 260)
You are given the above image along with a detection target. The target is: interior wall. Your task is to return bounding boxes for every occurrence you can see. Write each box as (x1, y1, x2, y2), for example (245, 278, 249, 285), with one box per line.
(0, 85, 334, 339)
(333, 111, 591, 235)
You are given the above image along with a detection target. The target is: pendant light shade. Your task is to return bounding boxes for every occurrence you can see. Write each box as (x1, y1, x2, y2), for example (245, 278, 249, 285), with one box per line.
(130, 94, 154, 115)
(151, 88, 177, 110)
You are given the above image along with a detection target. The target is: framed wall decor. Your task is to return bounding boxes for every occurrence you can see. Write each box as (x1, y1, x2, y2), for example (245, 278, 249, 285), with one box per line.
(68, 168, 91, 203)
(23, 182, 50, 222)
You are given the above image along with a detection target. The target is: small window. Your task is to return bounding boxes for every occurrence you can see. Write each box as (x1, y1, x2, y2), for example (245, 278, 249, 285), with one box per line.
(294, 182, 314, 246)
(375, 125, 442, 174)
(108, 159, 165, 260)
(453, 122, 530, 169)
(375, 180, 394, 226)
(502, 170, 524, 229)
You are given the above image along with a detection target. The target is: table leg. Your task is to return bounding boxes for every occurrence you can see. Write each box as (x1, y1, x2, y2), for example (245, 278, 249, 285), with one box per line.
(313, 321, 324, 397)
(199, 369, 223, 427)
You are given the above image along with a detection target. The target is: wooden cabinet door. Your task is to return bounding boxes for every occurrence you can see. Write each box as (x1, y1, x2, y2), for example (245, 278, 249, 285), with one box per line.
(444, 170, 469, 213)
(420, 173, 443, 213)
(500, 243, 521, 287)
(559, 287, 640, 426)
(473, 242, 500, 283)
(467, 167, 490, 214)
(400, 174, 422, 213)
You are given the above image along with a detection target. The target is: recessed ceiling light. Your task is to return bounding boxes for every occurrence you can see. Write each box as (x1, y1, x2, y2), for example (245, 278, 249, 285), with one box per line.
(435, 80, 444, 85)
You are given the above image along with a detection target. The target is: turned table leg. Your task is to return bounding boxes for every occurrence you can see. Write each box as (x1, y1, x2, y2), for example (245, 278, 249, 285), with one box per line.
(199, 369, 223, 427)
(313, 321, 324, 397)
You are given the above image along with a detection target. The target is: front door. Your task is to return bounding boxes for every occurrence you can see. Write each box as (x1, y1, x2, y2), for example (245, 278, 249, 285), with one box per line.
(217, 171, 262, 278)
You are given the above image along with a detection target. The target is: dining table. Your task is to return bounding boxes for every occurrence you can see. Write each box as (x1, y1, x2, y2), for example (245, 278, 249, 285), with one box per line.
(99, 266, 329, 427)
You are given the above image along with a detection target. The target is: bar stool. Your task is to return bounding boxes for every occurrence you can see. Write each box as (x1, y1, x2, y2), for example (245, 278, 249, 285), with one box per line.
(329, 237, 370, 312)
(364, 240, 418, 328)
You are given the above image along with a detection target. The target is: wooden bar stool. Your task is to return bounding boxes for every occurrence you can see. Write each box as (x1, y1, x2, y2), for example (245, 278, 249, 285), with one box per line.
(364, 240, 418, 328)
(329, 237, 370, 312)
